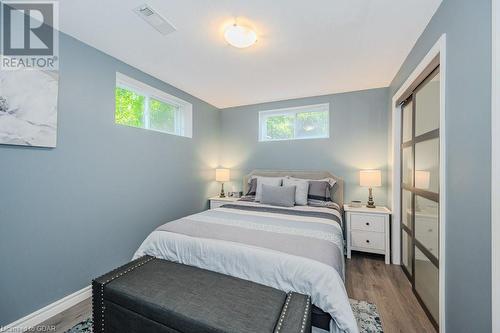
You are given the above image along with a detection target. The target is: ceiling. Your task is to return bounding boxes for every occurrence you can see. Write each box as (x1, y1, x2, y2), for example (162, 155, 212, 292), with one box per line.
(59, 0, 442, 108)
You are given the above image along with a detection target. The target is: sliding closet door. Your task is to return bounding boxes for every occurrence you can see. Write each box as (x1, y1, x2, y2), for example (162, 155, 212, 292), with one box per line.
(400, 67, 440, 328)
(401, 99, 414, 277)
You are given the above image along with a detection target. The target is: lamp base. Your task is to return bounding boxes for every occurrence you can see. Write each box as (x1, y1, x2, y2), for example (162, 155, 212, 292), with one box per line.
(219, 183, 226, 198)
(366, 187, 376, 208)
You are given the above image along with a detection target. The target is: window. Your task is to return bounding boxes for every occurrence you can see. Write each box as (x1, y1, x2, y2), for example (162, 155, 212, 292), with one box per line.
(115, 73, 192, 138)
(259, 104, 329, 141)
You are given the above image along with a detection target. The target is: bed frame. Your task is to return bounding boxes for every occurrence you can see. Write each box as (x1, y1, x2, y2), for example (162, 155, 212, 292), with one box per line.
(242, 169, 344, 209)
(242, 170, 344, 329)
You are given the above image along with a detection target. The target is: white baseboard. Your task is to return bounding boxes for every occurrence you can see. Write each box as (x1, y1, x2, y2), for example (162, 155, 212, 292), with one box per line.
(1, 286, 91, 333)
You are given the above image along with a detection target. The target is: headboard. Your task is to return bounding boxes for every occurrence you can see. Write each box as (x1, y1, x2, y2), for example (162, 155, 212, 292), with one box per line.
(242, 170, 344, 209)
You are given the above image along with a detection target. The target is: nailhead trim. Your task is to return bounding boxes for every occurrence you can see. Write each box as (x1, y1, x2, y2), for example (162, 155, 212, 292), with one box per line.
(275, 293, 311, 333)
(275, 292, 292, 333)
(98, 256, 155, 333)
(300, 296, 311, 333)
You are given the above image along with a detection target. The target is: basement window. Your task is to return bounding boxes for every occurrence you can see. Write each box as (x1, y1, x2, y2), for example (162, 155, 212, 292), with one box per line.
(259, 103, 330, 141)
(115, 73, 192, 138)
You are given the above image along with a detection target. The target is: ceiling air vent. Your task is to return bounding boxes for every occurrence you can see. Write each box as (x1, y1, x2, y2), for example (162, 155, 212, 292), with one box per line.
(133, 4, 176, 36)
(138, 6, 154, 17)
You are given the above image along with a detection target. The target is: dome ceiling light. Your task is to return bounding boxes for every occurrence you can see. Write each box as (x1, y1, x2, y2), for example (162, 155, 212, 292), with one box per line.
(224, 24, 257, 48)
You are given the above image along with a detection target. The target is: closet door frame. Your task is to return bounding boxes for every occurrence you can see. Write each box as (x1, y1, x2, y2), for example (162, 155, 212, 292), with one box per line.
(400, 67, 440, 329)
(390, 34, 446, 332)
(400, 96, 414, 281)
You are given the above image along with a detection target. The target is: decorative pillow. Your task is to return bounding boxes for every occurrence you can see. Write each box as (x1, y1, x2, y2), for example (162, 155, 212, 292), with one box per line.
(289, 177, 337, 201)
(246, 178, 257, 196)
(308, 180, 332, 201)
(255, 176, 283, 201)
(283, 177, 309, 205)
(319, 177, 337, 187)
(260, 185, 296, 207)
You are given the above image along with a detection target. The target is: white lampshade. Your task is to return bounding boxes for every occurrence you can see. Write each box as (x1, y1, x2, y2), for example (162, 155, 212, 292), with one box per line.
(359, 170, 382, 187)
(224, 24, 257, 48)
(215, 168, 230, 182)
(415, 170, 431, 189)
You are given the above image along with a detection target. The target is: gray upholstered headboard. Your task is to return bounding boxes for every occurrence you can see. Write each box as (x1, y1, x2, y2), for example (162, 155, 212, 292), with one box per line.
(242, 170, 344, 209)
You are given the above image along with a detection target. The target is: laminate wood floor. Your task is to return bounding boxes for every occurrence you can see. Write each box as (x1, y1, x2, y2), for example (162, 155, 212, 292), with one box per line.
(36, 298, 91, 333)
(35, 253, 436, 333)
(346, 253, 437, 333)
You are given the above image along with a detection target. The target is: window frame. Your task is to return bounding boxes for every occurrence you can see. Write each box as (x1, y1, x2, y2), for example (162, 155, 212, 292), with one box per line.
(115, 72, 193, 138)
(258, 103, 330, 142)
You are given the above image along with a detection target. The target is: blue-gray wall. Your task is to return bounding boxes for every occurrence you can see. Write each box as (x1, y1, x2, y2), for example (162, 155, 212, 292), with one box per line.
(389, 0, 492, 331)
(219, 88, 389, 205)
(0, 33, 220, 325)
(1, 1, 493, 329)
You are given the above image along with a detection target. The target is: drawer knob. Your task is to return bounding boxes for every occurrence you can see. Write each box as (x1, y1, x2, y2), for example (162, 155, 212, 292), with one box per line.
(365, 222, 370, 226)
(366, 240, 370, 243)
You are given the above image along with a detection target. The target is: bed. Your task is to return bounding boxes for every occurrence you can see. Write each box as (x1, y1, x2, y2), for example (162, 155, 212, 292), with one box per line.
(133, 170, 358, 333)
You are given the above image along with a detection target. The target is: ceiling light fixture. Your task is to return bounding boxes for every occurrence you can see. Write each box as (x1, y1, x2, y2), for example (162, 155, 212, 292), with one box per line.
(224, 24, 257, 48)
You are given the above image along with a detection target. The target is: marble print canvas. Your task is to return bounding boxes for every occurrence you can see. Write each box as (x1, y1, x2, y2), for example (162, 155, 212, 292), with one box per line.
(0, 70, 59, 147)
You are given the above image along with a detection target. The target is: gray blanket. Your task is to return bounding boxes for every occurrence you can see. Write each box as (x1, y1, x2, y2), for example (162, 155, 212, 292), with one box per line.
(221, 204, 342, 225)
(157, 203, 344, 277)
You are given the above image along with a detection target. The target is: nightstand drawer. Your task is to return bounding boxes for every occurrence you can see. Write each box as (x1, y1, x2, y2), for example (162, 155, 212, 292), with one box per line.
(209, 197, 240, 210)
(351, 231, 385, 250)
(210, 201, 226, 209)
(350, 214, 385, 233)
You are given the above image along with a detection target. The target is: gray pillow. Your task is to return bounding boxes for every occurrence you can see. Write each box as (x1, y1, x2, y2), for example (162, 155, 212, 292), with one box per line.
(260, 184, 296, 207)
(246, 178, 257, 196)
(283, 177, 309, 205)
(308, 180, 333, 201)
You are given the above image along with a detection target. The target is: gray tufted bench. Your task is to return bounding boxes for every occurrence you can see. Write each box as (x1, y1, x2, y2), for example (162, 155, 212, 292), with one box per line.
(92, 256, 312, 333)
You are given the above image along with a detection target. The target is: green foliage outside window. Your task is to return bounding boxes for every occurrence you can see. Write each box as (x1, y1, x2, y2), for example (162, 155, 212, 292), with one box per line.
(115, 87, 179, 134)
(265, 115, 294, 140)
(150, 98, 176, 133)
(115, 87, 145, 128)
(265, 111, 328, 140)
(296, 111, 328, 138)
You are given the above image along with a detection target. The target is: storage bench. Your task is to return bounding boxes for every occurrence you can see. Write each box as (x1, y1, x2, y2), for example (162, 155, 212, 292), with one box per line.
(92, 256, 311, 333)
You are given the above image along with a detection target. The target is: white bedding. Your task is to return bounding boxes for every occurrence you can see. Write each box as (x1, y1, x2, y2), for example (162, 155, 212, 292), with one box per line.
(133, 201, 358, 333)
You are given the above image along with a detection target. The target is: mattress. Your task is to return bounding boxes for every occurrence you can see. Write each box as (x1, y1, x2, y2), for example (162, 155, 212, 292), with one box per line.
(134, 200, 358, 333)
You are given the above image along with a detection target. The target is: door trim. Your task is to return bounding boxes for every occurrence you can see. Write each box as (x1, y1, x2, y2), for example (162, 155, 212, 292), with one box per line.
(492, 1, 499, 331)
(390, 34, 446, 332)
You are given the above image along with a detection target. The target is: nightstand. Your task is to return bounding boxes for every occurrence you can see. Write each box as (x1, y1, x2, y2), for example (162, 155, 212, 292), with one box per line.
(209, 196, 240, 209)
(344, 204, 392, 264)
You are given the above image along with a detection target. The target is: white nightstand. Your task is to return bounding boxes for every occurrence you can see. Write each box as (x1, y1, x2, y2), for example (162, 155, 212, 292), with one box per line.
(344, 204, 392, 264)
(209, 196, 240, 209)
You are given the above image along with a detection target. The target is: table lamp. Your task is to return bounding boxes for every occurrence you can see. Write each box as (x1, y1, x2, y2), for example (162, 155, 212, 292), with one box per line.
(215, 168, 230, 198)
(359, 170, 382, 208)
(415, 170, 430, 189)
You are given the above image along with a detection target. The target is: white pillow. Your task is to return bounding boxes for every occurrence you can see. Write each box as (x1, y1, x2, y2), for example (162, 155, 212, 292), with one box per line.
(255, 176, 283, 201)
(283, 177, 309, 205)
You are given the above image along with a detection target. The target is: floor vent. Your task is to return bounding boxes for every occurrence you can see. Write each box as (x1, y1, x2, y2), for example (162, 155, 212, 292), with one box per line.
(133, 4, 176, 36)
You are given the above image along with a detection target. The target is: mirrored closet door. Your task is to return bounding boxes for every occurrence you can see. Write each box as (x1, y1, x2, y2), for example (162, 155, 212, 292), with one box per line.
(400, 66, 440, 329)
